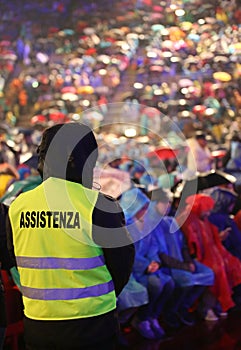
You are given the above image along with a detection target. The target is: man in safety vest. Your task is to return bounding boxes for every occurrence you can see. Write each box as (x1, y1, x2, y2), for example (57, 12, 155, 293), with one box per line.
(6, 123, 135, 350)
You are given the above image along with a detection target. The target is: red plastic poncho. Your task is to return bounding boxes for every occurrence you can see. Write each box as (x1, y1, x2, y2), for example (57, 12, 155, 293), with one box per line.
(177, 194, 241, 311)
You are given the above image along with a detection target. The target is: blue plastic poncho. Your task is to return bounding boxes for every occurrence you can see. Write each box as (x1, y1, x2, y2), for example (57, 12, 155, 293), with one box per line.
(209, 188, 241, 260)
(148, 210, 214, 287)
(117, 274, 149, 312)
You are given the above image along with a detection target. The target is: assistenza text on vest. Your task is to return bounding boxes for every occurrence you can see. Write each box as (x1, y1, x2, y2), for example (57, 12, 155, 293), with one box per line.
(19, 211, 81, 229)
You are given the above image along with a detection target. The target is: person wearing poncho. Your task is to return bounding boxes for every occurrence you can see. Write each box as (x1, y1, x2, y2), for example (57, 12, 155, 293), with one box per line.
(177, 193, 241, 313)
(119, 187, 174, 340)
(144, 187, 215, 326)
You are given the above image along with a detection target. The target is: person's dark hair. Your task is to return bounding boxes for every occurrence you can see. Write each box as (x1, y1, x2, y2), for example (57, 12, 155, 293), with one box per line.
(231, 132, 241, 143)
(37, 123, 98, 188)
(195, 130, 206, 140)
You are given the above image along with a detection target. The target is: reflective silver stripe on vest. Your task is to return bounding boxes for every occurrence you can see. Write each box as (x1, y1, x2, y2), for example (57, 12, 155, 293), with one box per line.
(21, 280, 114, 300)
(16, 256, 105, 270)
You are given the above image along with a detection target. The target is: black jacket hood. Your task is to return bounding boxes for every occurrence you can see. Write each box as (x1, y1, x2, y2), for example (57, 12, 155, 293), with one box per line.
(37, 123, 98, 188)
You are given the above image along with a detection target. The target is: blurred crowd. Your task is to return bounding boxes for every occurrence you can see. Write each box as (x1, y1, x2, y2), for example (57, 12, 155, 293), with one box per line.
(0, 0, 241, 182)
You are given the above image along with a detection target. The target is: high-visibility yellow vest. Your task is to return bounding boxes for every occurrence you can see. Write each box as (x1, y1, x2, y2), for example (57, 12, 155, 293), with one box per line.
(9, 177, 116, 321)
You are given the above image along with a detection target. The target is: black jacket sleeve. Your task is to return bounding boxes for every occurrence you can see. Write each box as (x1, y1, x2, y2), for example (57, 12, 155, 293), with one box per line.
(159, 252, 192, 271)
(92, 193, 135, 296)
(0, 203, 14, 270)
(181, 237, 193, 264)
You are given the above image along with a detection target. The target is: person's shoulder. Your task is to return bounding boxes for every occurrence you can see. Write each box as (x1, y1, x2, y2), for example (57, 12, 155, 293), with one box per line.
(0, 202, 8, 215)
(98, 191, 116, 202)
(9, 183, 40, 208)
(186, 137, 196, 146)
(97, 191, 122, 208)
(96, 192, 124, 214)
(94, 192, 125, 227)
(162, 215, 175, 225)
(94, 192, 124, 220)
